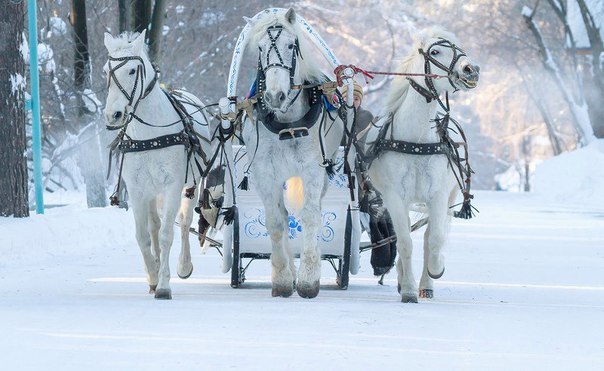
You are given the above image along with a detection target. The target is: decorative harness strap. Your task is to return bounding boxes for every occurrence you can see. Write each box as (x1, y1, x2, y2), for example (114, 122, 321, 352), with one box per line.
(118, 131, 188, 153)
(345, 38, 476, 219)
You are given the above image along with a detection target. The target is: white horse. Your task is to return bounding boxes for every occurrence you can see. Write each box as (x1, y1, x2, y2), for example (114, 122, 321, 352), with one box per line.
(239, 9, 345, 298)
(103, 31, 213, 299)
(365, 27, 480, 303)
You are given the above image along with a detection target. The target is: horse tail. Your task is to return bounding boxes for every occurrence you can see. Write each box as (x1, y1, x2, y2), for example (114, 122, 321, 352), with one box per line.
(285, 177, 304, 211)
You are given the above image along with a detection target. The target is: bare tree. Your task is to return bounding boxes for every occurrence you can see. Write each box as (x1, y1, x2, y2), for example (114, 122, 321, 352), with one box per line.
(523, 1, 597, 145)
(71, 0, 107, 207)
(0, 0, 29, 217)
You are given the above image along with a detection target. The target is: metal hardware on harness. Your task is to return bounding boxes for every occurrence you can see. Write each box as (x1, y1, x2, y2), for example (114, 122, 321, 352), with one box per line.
(118, 131, 187, 153)
(278, 127, 309, 140)
(375, 138, 449, 156)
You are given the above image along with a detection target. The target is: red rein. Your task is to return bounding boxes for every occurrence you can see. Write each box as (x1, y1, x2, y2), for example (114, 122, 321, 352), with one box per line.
(334, 64, 447, 87)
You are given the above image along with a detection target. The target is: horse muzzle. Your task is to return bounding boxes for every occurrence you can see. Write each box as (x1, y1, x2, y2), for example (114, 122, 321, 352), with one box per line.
(263, 90, 287, 110)
(456, 62, 480, 90)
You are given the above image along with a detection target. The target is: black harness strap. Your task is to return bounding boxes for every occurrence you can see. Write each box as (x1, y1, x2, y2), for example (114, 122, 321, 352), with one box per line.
(375, 138, 448, 155)
(118, 131, 187, 153)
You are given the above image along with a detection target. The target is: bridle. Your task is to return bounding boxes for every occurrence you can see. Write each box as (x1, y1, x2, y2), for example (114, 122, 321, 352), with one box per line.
(105, 54, 158, 131)
(408, 38, 467, 110)
(255, 25, 303, 112)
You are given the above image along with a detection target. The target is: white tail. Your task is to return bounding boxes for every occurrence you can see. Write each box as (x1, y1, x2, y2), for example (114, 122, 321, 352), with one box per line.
(285, 177, 304, 211)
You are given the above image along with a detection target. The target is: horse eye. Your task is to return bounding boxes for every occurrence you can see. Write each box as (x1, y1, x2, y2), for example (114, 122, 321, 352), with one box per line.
(430, 49, 440, 56)
(288, 44, 294, 50)
(259, 46, 263, 52)
(129, 68, 136, 75)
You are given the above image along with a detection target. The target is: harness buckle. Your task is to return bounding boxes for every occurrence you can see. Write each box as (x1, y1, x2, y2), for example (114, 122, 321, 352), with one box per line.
(278, 127, 309, 140)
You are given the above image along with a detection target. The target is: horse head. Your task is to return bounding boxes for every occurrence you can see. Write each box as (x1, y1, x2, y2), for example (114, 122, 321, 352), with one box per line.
(248, 8, 313, 113)
(103, 30, 157, 129)
(414, 28, 480, 95)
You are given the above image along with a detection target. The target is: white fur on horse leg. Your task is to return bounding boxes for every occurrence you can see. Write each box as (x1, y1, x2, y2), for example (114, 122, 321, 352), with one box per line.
(259, 185, 294, 297)
(384, 196, 417, 303)
(133, 198, 159, 293)
(177, 192, 195, 279)
(426, 201, 448, 280)
(148, 199, 161, 262)
(296, 175, 323, 299)
(154, 187, 181, 300)
(419, 227, 435, 299)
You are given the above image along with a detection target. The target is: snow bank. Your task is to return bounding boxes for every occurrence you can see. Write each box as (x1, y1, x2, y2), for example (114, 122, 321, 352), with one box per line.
(533, 139, 604, 208)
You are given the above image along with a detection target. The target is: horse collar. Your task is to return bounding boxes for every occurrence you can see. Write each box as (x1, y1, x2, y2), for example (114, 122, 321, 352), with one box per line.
(256, 87, 323, 140)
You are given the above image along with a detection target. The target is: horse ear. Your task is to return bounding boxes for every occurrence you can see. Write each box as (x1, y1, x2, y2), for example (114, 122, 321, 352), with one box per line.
(132, 29, 147, 53)
(104, 32, 118, 53)
(243, 16, 254, 26)
(285, 8, 296, 24)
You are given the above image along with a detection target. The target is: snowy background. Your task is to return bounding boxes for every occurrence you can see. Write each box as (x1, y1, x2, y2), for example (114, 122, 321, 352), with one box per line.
(2, 140, 603, 370)
(2, 1, 604, 370)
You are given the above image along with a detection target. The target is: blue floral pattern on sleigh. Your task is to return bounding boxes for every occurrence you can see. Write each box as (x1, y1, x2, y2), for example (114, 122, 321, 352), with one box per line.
(244, 208, 336, 242)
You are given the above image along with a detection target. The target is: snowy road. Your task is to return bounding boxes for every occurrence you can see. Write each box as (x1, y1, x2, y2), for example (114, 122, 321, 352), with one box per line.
(1, 191, 603, 370)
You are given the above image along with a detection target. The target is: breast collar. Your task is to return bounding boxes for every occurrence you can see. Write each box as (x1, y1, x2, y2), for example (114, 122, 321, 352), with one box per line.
(255, 84, 323, 140)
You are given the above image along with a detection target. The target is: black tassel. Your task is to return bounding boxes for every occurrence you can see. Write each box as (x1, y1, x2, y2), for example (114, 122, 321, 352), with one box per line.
(322, 159, 335, 178)
(185, 186, 196, 199)
(110, 195, 120, 207)
(453, 197, 478, 219)
(201, 188, 211, 209)
(238, 175, 249, 191)
(197, 214, 210, 245)
(221, 206, 237, 225)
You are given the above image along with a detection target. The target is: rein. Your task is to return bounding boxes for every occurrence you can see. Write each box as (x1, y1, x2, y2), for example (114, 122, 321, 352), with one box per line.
(105, 53, 215, 207)
(337, 38, 476, 219)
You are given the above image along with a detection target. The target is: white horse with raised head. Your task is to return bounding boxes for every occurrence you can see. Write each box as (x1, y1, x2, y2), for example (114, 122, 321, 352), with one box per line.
(364, 27, 480, 303)
(238, 9, 346, 298)
(103, 31, 213, 299)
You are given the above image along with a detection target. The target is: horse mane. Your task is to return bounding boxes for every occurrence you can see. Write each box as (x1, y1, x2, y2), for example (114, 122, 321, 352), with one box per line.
(382, 26, 461, 115)
(247, 12, 329, 84)
(109, 32, 150, 55)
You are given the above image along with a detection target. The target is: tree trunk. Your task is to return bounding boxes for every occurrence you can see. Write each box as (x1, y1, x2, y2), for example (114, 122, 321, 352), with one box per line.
(132, 0, 152, 34)
(523, 5, 596, 145)
(118, 0, 131, 34)
(576, 0, 604, 138)
(148, 0, 167, 65)
(71, 0, 107, 208)
(0, 1, 29, 217)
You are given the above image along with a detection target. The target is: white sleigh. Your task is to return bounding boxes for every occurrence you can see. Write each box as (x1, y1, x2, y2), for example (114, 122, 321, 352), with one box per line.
(226, 146, 361, 288)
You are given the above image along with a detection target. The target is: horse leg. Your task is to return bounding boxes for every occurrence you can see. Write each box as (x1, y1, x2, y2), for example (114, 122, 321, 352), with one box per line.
(258, 183, 294, 297)
(382, 192, 417, 303)
(425, 192, 450, 281)
(148, 198, 161, 273)
(419, 227, 434, 299)
(154, 185, 182, 300)
(296, 173, 323, 299)
(176, 187, 196, 279)
(133, 197, 159, 294)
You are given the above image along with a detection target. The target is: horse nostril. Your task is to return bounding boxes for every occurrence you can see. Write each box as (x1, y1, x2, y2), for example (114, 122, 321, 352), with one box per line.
(278, 92, 286, 103)
(464, 65, 473, 74)
(113, 111, 122, 120)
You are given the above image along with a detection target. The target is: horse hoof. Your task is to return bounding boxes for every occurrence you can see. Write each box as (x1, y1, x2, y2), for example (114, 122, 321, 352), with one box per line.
(297, 281, 320, 299)
(178, 264, 193, 280)
(149, 284, 157, 294)
(271, 286, 294, 298)
(401, 294, 418, 303)
(154, 288, 172, 300)
(419, 289, 433, 299)
(428, 266, 445, 279)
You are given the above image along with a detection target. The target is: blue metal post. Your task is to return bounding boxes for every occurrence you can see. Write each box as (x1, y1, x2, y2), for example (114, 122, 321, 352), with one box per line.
(28, 0, 44, 214)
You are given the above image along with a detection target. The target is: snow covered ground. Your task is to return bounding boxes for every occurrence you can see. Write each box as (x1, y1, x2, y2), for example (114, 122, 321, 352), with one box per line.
(1, 144, 604, 370)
